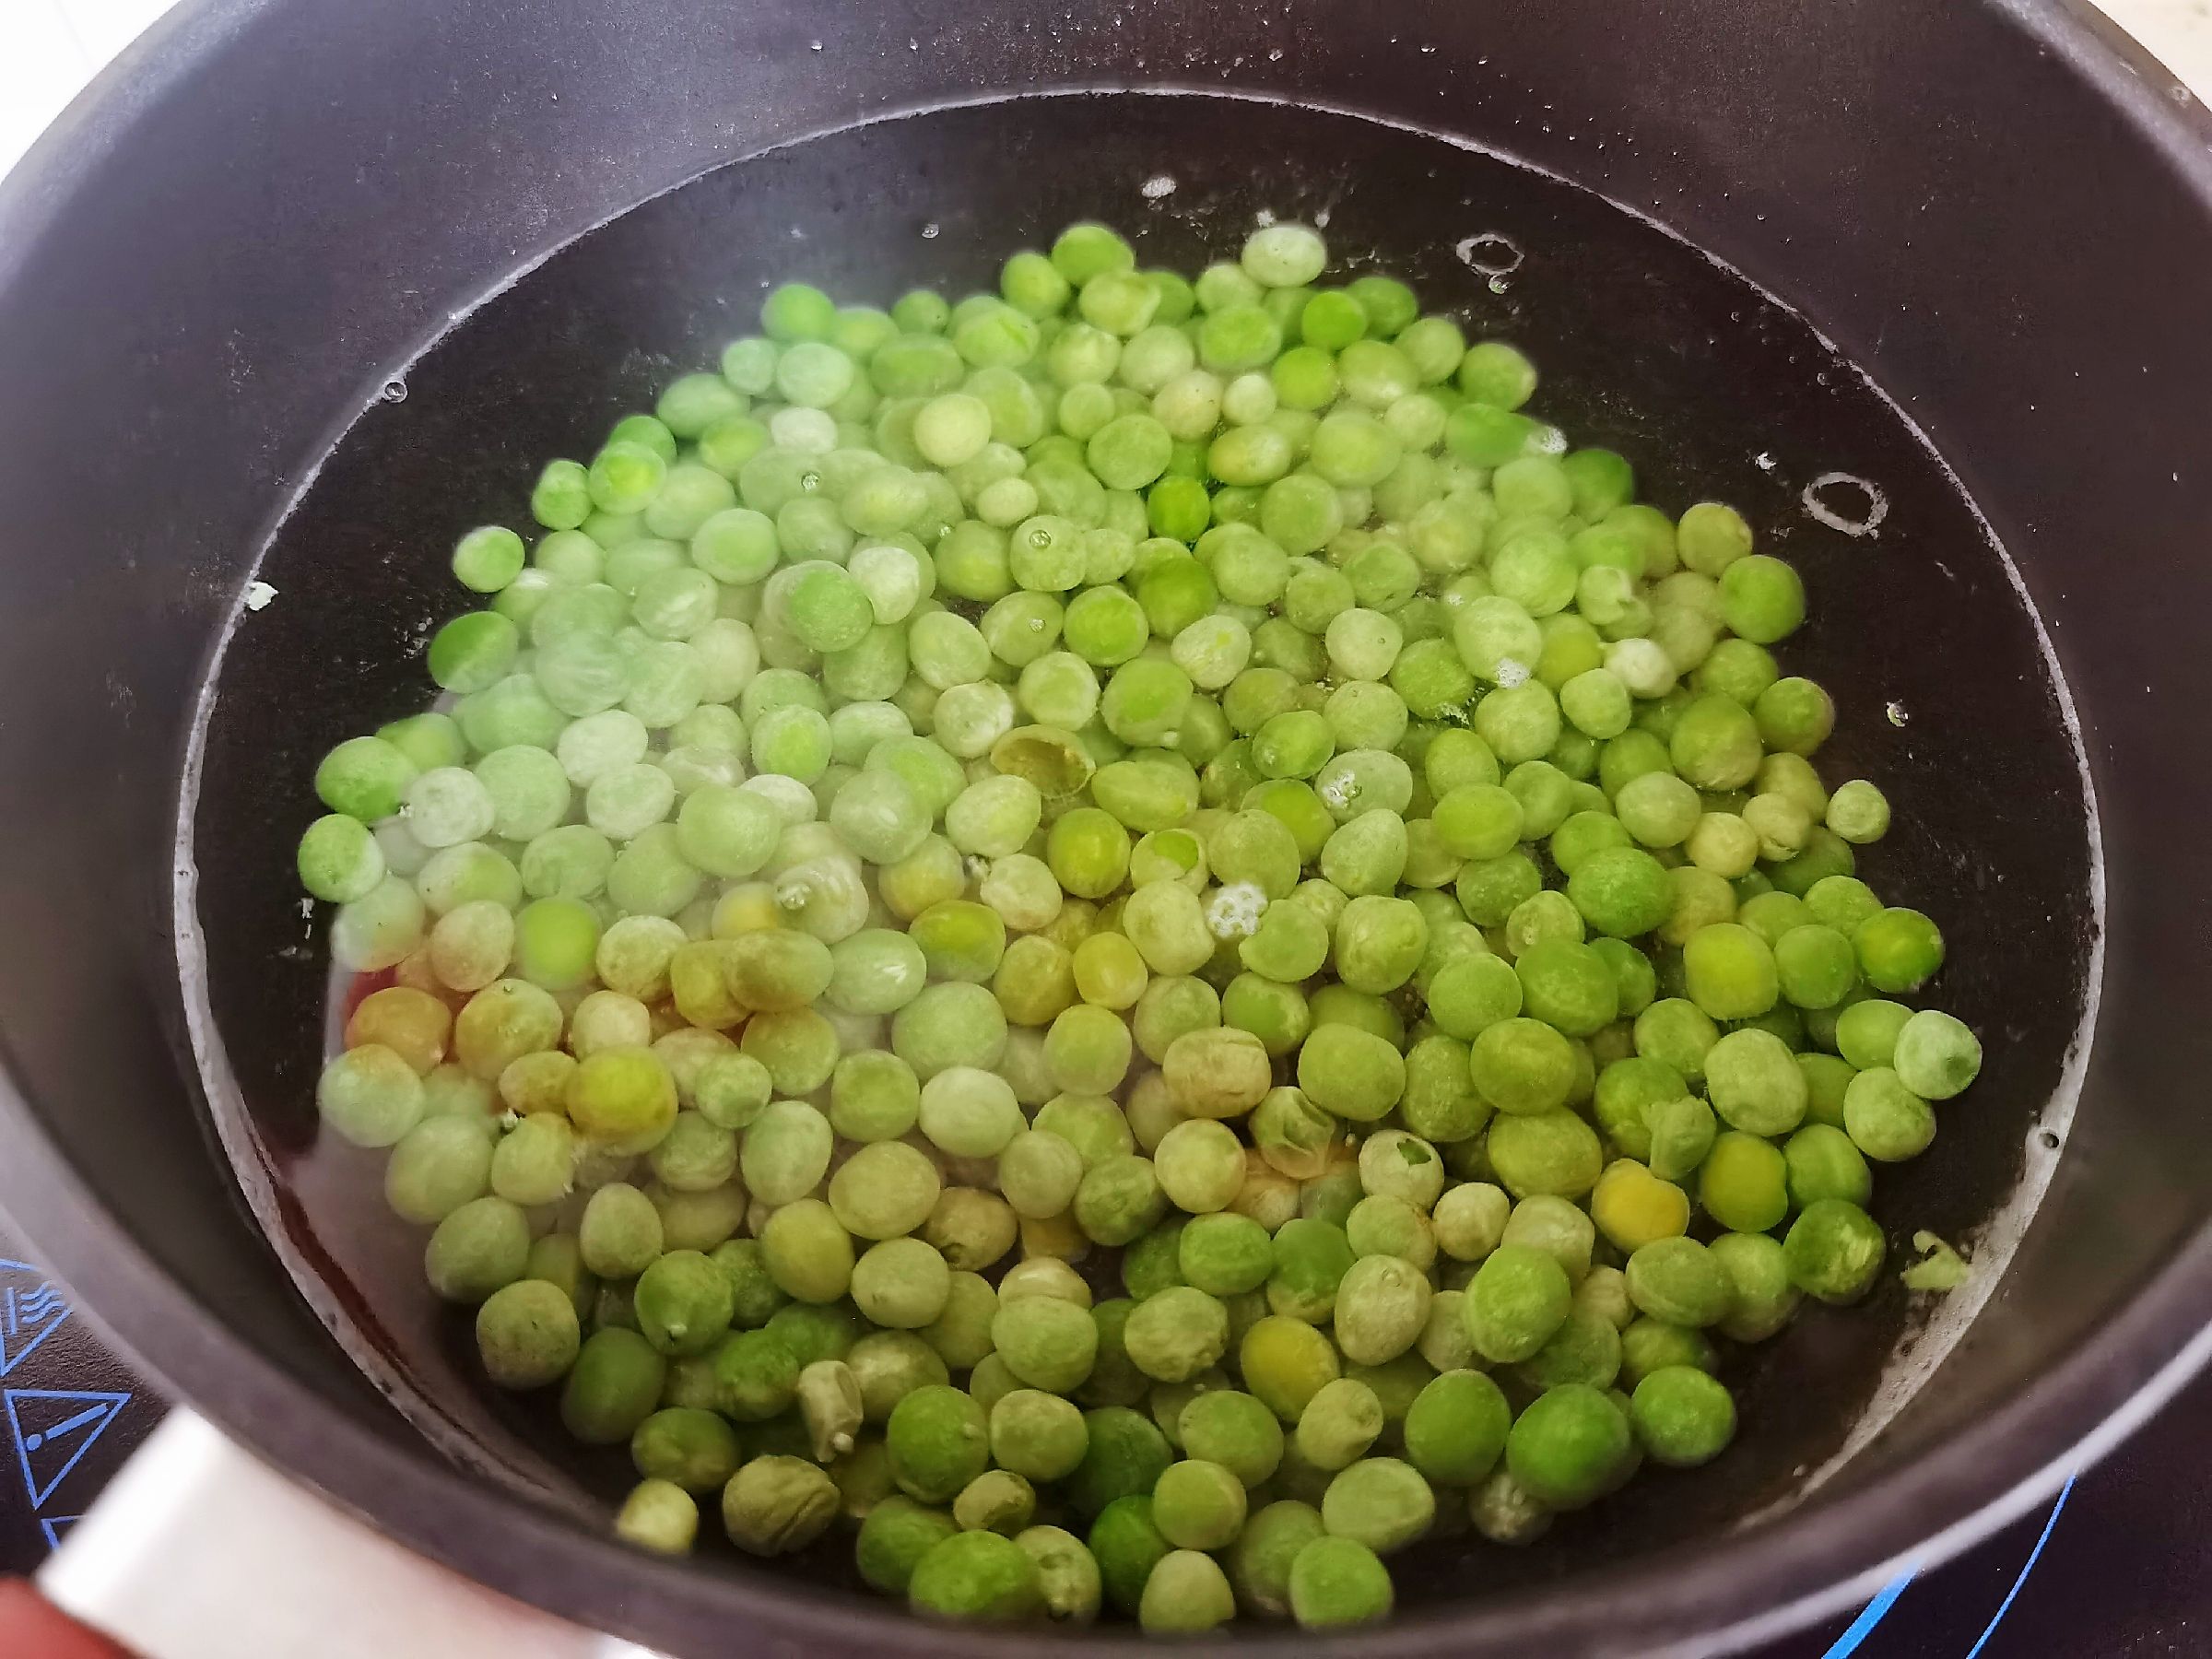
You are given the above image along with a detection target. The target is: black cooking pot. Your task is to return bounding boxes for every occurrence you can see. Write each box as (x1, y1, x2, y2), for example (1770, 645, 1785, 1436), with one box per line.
(2, 0, 2210, 1653)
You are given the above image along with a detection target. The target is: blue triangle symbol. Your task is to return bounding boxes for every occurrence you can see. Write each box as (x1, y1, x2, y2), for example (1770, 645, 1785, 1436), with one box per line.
(38, 1515, 79, 1550)
(5, 1389, 129, 1510)
(0, 1261, 70, 1379)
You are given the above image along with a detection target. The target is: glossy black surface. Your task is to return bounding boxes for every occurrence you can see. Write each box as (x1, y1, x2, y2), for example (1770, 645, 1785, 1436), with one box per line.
(1, 0, 2210, 1653)
(192, 94, 2095, 1583)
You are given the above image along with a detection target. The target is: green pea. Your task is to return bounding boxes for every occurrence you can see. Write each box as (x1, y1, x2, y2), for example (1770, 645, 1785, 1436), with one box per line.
(992, 1294, 1100, 1393)
(850, 1331, 953, 1423)
(1295, 1023, 1406, 1123)
(613, 1477, 698, 1556)
(1487, 1110, 1604, 1200)
(857, 1495, 961, 1594)
(1224, 1500, 1325, 1619)
(475, 1277, 582, 1390)
(1124, 1286, 1231, 1383)
(759, 1199, 856, 1304)
(1465, 1244, 1571, 1363)
(1401, 1369, 1512, 1489)
(634, 1249, 735, 1357)
(1631, 1367, 1738, 1467)
(426, 1195, 531, 1303)
(887, 1383, 992, 1504)
(1069, 1406, 1175, 1518)
(1626, 1236, 1735, 1327)
(1433, 1182, 1511, 1263)
(1699, 1131, 1790, 1233)
(1843, 1067, 1937, 1161)
(1332, 1256, 1433, 1367)
(1088, 1493, 1171, 1616)
(1319, 1455, 1434, 1554)
(1711, 1231, 1803, 1343)
(630, 1406, 743, 1492)
(1288, 1535, 1394, 1629)
(1891, 1008, 1982, 1100)
(1505, 1382, 1630, 1510)
(1016, 1523, 1104, 1623)
(560, 1327, 666, 1445)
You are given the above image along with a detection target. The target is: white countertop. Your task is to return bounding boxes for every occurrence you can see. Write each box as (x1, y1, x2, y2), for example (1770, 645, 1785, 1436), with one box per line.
(4, 0, 2207, 186)
(2103, 0, 2212, 89)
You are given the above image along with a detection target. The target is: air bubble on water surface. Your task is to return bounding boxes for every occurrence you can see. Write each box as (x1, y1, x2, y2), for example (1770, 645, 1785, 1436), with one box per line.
(1455, 231, 1524, 278)
(1803, 472, 1888, 538)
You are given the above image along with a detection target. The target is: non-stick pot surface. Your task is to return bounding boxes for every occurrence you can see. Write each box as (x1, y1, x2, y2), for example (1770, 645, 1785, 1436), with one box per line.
(1, 2, 2210, 1655)
(190, 86, 2095, 1591)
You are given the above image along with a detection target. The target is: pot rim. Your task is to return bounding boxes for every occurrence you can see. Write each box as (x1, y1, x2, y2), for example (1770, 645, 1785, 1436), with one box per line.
(3, 0, 2210, 1652)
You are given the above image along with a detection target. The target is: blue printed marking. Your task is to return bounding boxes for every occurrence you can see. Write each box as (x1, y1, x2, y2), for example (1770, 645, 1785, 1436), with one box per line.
(4, 1388, 129, 1510)
(37, 1514, 79, 1551)
(1963, 1477, 2076, 1659)
(1820, 1568, 1919, 1658)
(1819, 1472, 2077, 1659)
(0, 1261, 69, 1379)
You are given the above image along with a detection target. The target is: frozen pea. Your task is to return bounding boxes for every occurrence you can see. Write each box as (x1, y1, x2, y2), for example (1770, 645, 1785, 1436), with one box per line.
(1320, 1456, 1434, 1555)
(1294, 1378, 1385, 1472)
(724, 1455, 840, 1558)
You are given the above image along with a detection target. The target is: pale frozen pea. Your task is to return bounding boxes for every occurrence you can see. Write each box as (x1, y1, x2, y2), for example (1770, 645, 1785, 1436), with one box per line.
(1433, 1182, 1512, 1261)
(1358, 1129, 1445, 1213)
(829, 1140, 943, 1239)
(740, 1100, 834, 1206)
(1154, 1118, 1248, 1214)
(918, 1067, 1026, 1159)
(997, 1256, 1092, 1308)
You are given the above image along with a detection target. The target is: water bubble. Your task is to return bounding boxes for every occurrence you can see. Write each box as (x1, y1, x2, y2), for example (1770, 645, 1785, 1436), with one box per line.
(1802, 472, 1888, 538)
(379, 378, 408, 404)
(921, 222, 941, 240)
(1455, 232, 1524, 278)
(800, 471, 822, 492)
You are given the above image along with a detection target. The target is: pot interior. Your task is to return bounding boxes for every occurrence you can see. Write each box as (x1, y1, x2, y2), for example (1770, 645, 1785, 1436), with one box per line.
(182, 90, 2096, 1613)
